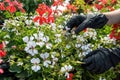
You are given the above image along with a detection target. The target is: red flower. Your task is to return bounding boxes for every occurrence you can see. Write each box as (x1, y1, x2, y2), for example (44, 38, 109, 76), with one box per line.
(66, 73, 73, 80)
(53, 0, 63, 6)
(0, 44, 3, 49)
(98, 0, 107, 5)
(0, 2, 5, 10)
(0, 68, 4, 74)
(6, 2, 16, 13)
(4, 0, 11, 2)
(111, 0, 117, 4)
(107, 6, 114, 11)
(66, 4, 77, 12)
(0, 50, 6, 57)
(34, 3, 54, 25)
(95, 4, 103, 10)
(47, 16, 54, 23)
(13, 0, 25, 13)
(34, 16, 47, 25)
(109, 24, 120, 40)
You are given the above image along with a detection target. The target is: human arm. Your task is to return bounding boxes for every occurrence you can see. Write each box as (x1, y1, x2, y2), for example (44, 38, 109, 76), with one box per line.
(65, 9, 120, 34)
(104, 9, 120, 25)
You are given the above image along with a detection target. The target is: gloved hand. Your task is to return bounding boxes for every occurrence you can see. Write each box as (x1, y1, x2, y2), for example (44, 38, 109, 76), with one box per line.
(65, 13, 108, 34)
(82, 47, 120, 74)
(64, 14, 86, 32)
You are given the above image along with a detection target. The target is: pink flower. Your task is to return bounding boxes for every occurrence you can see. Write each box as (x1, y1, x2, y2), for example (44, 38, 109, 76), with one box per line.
(0, 68, 4, 74)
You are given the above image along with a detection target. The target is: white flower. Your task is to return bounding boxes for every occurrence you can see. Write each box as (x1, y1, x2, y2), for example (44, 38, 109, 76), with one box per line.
(46, 43, 52, 49)
(40, 52, 51, 67)
(34, 21, 39, 26)
(55, 38, 62, 43)
(51, 52, 58, 67)
(31, 58, 41, 72)
(76, 35, 85, 42)
(31, 58, 40, 64)
(25, 41, 38, 56)
(23, 36, 34, 43)
(99, 76, 106, 80)
(43, 60, 51, 67)
(31, 65, 41, 72)
(66, 44, 71, 49)
(101, 35, 116, 45)
(23, 36, 38, 56)
(33, 32, 45, 47)
(17, 62, 23, 66)
(4, 35, 10, 39)
(60, 65, 72, 72)
(40, 52, 49, 59)
(33, 32, 44, 40)
(60, 65, 73, 77)
(75, 43, 81, 48)
(43, 36, 49, 42)
(50, 23, 56, 30)
(25, 20, 32, 25)
(36, 42, 45, 47)
(55, 34, 61, 37)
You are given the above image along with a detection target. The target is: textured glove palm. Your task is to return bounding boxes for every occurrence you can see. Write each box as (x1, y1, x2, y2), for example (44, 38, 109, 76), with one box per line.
(82, 47, 120, 74)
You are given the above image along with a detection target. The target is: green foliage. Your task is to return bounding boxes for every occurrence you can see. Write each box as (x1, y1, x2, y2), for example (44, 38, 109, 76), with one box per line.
(20, 0, 53, 14)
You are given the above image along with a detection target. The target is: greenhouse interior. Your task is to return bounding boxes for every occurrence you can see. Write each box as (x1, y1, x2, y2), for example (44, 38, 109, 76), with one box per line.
(0, 0, 120, 80)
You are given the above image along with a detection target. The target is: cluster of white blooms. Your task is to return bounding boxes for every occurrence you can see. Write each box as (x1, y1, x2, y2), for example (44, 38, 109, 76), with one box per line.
(83, 28, 97, 40)
(60, 65, 73, 78)
(23, 36, 38, 56)
(23, 31, 63, 72)
(23, 31, 53, 56)
(101, 35, 116, 45)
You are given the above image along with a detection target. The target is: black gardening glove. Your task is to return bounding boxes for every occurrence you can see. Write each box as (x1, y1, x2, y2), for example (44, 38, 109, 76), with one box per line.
(64, 14, 86, 32)
(82, 47, 120, 74)
(65, 13, 108, 34)
(0, 19, 4, 25)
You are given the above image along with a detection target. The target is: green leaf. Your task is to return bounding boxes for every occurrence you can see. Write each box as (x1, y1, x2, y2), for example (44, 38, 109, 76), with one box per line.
(9, 63, 22, 73)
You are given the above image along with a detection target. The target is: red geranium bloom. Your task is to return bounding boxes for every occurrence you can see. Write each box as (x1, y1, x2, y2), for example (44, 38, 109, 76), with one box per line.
(34, 16, 47, 25)
(66, 73, 73, 80)
(107, 6, 114, 11)
(98, 0, 107, 5)
(0, 2, 5, 10)
(6, 2, 16, 13)
(13, 0, 25, 13)
(67, 4, 77, 12)
(109, 24, 120, 40)
(0, 44, 3, 49)
(34, 3, 54, 25)
(4, 0, 11, 2)
(111, 0, 117, 4)
(0, 50, 6, 57)
(95, 4, 103, 10)
(53, 0, 63, 6)
(47, 16, 54, 23)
